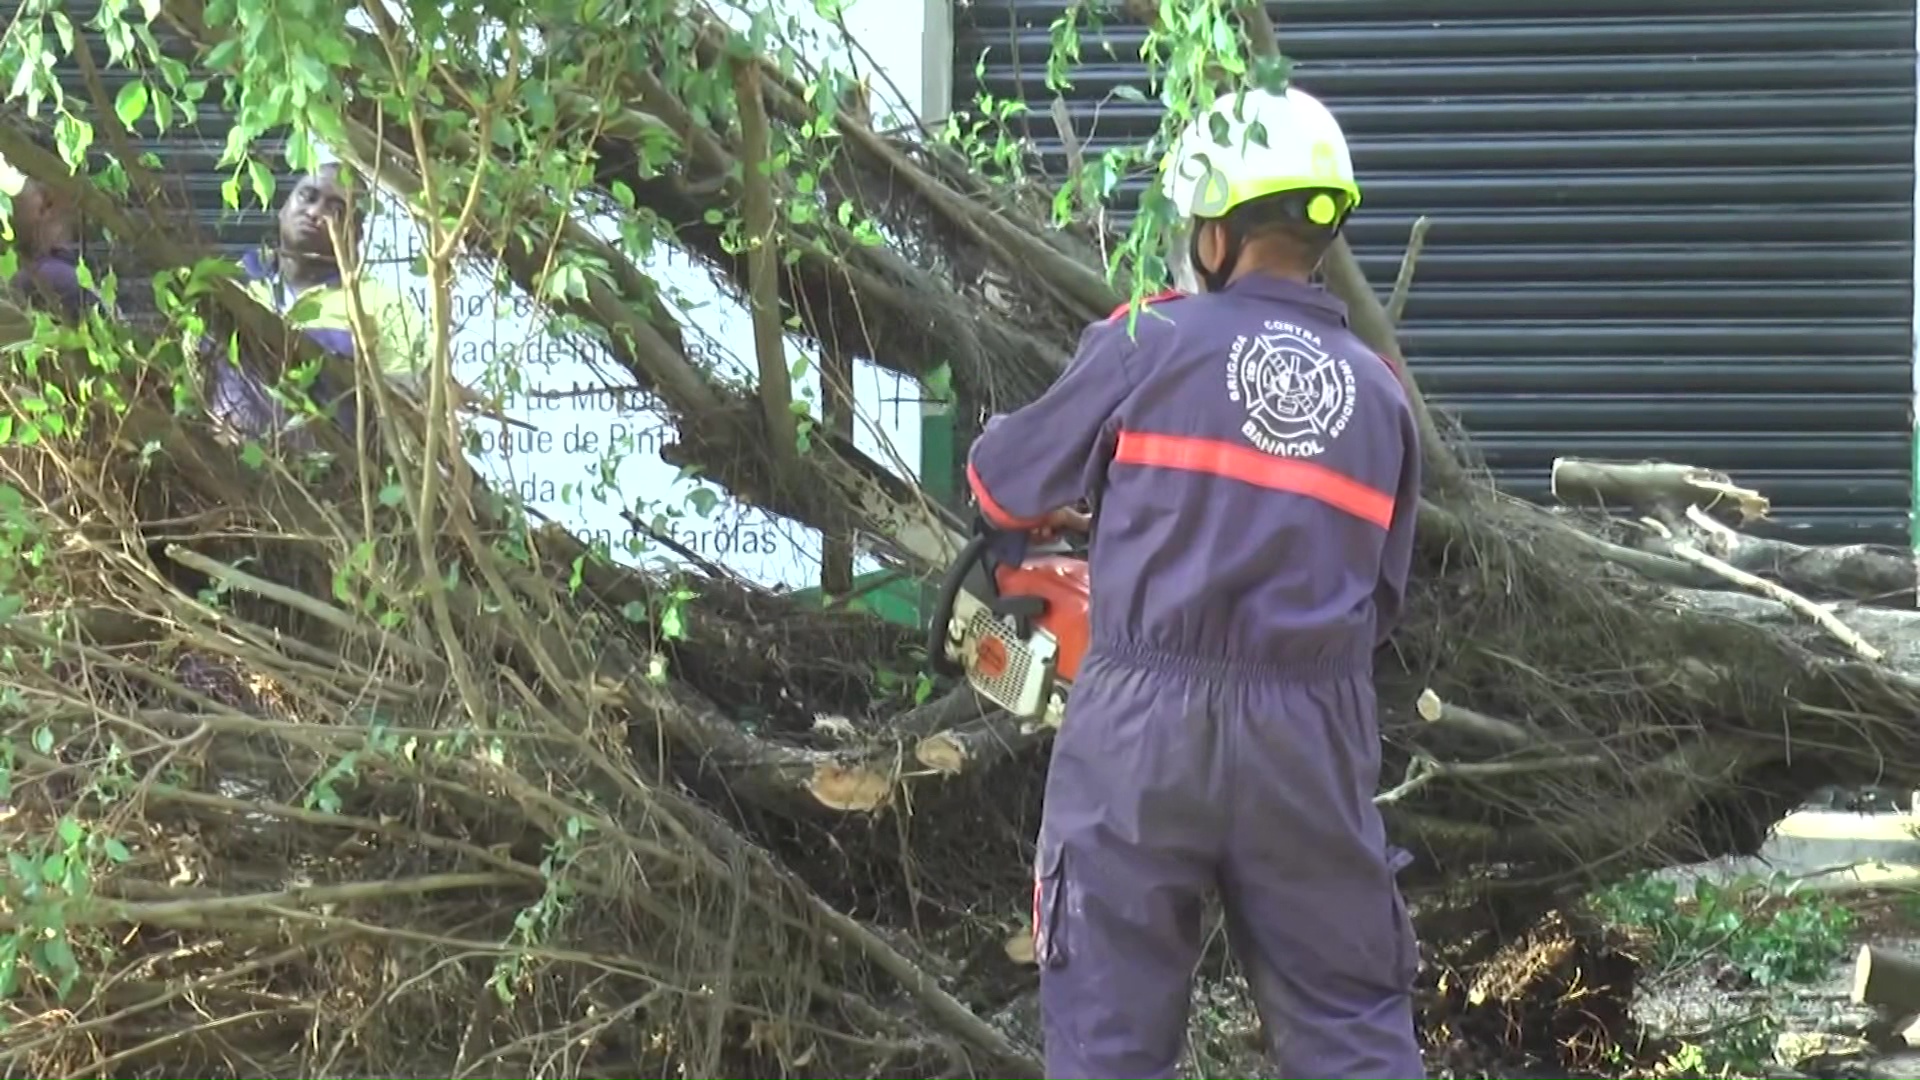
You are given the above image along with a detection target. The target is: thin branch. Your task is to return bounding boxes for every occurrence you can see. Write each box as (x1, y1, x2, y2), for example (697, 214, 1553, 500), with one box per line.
(1414, 688, 1541, 747)
(1385, 215, 1430, 325)
(732, 58, 799, 467)
(1049, 97, 1085, 182)
(0, 873, 521, 931)
(163, 544, 445, 670)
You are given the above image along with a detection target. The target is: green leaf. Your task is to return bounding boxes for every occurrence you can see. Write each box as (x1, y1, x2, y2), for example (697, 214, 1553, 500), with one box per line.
(103, 837, 131, 863)
(40, 936, 75, 976)
(113, 80, 149, 129)
(240, 441, 265, 469)
(489, 114, 515, 148)
(292, 51, 329, 92)
(247, 158, 274, 211)
(54, 114, 93, 169)
(377, 483, 405, 508)
(660, 604, 685, 640)
(56, 816, 82, 845)
(685, 487, 719, 518)
(619, 600, 647, 622)
(31, 725, 52, 755)
(1112, 84, 1147, 102)
(287, 294, 323, 323)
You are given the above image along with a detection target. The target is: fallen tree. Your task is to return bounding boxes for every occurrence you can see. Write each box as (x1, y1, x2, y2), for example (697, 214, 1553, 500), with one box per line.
(0, 0, 1916, 1076)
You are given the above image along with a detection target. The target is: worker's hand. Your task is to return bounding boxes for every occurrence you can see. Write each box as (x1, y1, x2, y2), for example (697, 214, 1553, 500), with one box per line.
(1030, 505, 1091, 541)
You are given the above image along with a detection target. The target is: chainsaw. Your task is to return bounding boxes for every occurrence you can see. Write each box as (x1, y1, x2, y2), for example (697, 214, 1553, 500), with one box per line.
(925, 521, 1091, 727)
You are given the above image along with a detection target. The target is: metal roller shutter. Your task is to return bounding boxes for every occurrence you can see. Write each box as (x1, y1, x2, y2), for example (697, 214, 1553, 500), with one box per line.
(6, 1, 279, 272)
(955, 0, 1918, 543)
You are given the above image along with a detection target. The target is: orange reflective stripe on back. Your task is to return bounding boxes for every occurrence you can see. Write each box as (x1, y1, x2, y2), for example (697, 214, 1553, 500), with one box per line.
(1112, 430, 1395, 529)
(1106, 289, 1186, 323)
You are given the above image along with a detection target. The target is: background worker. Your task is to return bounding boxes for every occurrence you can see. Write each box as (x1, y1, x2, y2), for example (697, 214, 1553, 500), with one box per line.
(239, 160, 424, 382)
(5, 176, 94, 319)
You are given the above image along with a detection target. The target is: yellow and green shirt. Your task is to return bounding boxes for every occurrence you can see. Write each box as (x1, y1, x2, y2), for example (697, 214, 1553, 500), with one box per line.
(237, 248, 426, 383)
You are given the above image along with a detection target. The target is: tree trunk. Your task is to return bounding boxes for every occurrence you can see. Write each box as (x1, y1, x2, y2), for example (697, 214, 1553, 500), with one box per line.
(5, 2, 1920, 1077)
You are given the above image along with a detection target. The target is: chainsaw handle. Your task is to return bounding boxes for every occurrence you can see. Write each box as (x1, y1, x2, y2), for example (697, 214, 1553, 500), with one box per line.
(926, 507, 1092, 678)
(925, 533, 991, 678)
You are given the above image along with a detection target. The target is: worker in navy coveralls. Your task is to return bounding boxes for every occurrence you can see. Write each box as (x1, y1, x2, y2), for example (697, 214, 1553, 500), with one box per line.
(964, 84, 1426, 1079)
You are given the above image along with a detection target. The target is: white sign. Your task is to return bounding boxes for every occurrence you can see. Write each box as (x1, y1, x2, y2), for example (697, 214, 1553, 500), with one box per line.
(350, 0, 935, 589)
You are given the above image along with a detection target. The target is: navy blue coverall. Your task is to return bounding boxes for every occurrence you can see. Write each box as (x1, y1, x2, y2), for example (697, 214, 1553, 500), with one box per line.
(966, 273, 1425, 1079)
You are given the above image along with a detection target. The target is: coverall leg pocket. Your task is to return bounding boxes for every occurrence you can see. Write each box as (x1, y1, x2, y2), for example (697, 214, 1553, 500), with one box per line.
(1386, 884, 1420, 991)
(1032, 840, 1069, 969)
(1385, 846, 1420, 990)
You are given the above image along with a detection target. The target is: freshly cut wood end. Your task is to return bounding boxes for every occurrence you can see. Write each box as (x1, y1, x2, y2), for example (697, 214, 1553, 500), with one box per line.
(1004, 929, 1035, 965)
(916, 733, 969, 775)
(1897, 1011, 1920, 1048)
(1416, 688, 1443, 723)
(808, 762, 892, 811)
(1690, 477, 1772, 524)
(1855, 943, 1876, 1005)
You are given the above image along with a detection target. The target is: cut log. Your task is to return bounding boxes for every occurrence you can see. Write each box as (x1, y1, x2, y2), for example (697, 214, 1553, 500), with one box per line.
(1550, 456, 1770, 525)
(1895, 1010, 1920, 1048)
(1414, 688, 1541, 748)
(916, 711, 1047, 775)
(1690, 526, 1916, 607)
(630, 681, 902, 813)
(1643, 520, 1886, 662)
(1853, 945, 1920, 1012)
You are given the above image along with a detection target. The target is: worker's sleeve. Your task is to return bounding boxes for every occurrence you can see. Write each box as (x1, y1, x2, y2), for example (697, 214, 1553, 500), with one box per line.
(1373, 404, 1423, 647)
(966, 319, 1138, 530)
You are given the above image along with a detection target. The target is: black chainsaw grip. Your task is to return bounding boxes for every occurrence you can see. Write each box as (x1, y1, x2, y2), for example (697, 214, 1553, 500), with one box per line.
(925, 533, 990, 679)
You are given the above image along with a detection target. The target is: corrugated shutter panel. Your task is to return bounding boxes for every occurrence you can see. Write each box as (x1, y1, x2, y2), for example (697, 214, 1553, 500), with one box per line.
(956, 0, 1918, 543)
(5, 0, 272, 270)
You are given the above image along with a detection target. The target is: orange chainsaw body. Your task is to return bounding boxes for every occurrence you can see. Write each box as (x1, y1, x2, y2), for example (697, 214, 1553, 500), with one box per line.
(927, 528, 1093, 724)
(980, 554, 1092, 686)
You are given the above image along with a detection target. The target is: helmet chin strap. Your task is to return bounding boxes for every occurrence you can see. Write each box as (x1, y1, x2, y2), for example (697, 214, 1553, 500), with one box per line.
(1188, 226, 1242, 293)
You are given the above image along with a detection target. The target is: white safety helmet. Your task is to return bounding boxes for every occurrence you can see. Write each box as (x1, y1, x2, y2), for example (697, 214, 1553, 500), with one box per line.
(1158, 85, 1360, 292)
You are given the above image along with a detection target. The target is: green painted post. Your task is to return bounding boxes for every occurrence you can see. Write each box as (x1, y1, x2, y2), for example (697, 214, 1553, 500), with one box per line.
(914, 377, 958, 625)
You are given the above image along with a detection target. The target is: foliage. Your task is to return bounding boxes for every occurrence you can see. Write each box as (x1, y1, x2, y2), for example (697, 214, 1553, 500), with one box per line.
(1041, 0, 1292, 305)
(0, 0, 1308, 1073)
(1643, 1015, 1779, 1080)
(1590, 872, 1855, 988)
